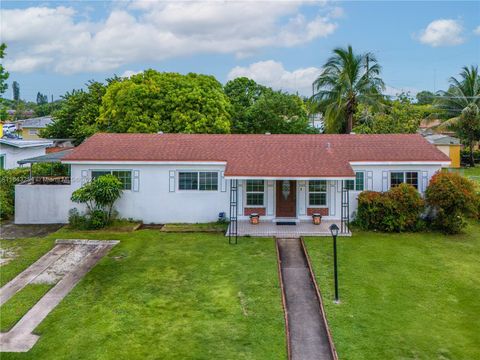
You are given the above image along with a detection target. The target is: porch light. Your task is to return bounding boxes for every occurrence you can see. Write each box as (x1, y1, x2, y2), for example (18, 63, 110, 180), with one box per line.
(329, 223, 340, 303)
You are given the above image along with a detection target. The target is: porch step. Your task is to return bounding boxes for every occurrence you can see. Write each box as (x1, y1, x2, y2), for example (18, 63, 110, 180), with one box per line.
(273, 217, 300, 224)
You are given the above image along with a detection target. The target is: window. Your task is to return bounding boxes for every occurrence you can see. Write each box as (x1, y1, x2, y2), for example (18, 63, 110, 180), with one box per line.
(246, 180, 265, 206)
(343, 172, 365, 191)
(309, 180, 327, 206)
(29, 129, 38, 135)
(355, 172, 365, 191)
(178, 172, 218, 191)
(406, 172, 418, 189)
(390, 171, 418, 189)
(91, 170, 132, 190)
(0, 155, 4, 170)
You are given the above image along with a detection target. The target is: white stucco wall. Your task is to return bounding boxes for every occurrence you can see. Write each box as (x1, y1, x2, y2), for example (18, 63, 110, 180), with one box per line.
(15, 184, 73, 224)
(69, 163, 231, 223)
(0, 145, 47, 169)
(14, 162, 445, 224)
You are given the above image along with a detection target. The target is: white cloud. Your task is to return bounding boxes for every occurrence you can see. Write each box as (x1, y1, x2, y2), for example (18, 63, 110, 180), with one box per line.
(418, 19, 464, 47)
(1, 2, 340, 74)
(474, 25, 480, 35)
(120, 70, 142, 78)
(228, 60, 321, 95)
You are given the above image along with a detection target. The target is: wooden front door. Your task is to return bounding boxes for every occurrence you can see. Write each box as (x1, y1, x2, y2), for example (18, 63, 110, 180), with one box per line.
(276, 180, 296, 218)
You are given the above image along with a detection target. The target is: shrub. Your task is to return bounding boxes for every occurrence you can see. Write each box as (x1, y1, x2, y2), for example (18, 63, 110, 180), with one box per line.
(70, 174, 123, 229)
(0, 168, 30, 219)
(425, 172, 479, 234)
(356, 183, 425, 232)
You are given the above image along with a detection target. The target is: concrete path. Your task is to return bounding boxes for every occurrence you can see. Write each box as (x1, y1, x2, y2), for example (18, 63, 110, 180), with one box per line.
(0, 240, 118, 352)
(0, 244, 74, 306)
(277, 238, 335, 360)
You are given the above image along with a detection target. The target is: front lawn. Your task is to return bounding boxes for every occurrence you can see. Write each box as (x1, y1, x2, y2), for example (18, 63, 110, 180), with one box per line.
(0, 229, 285, 360)
(304, 222, 480, 360)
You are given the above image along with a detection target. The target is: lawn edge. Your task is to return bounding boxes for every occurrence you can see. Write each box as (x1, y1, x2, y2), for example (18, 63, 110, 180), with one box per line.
(301, 237, 339, 360)
(275, 237, 292, 360)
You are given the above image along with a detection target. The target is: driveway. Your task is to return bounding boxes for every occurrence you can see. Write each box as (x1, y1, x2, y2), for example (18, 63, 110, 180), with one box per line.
(0, 221, 64, 240)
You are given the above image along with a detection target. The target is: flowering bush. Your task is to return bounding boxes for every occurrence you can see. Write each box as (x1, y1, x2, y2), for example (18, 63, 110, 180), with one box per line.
(355, 183, 425, 232)
(425, 172, 479, 234)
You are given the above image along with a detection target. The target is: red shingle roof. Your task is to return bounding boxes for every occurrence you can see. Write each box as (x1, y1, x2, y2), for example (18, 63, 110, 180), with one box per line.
(63, 133, 451, 177)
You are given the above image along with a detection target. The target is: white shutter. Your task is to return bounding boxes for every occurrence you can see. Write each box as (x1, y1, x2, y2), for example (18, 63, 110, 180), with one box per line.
(382, 171, 388, 192)
(81, 170, 88, 185)
(169, 170, 175, 192)
(220, 172, 226, 192)
(132, 170, 140, 192)
(421, 171, 428, 193)
(366, 171, 373, 190)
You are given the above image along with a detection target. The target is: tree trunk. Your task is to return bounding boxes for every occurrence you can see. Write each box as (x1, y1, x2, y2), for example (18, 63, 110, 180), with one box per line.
(469, 140, 475, 167)
(346, 111, 353, 134)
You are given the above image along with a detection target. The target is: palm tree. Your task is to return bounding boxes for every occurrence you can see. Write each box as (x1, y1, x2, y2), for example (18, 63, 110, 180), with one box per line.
(436, 66, 480, 166)
(312, 45, 385, 133)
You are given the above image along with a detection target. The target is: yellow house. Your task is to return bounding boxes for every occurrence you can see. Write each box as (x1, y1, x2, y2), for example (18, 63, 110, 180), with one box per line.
(425, 134, 461, 168)
(20, 116, 53, 140)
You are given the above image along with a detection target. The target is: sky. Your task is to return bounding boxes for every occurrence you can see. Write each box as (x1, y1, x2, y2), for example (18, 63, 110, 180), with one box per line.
(1, 0, 479, 102)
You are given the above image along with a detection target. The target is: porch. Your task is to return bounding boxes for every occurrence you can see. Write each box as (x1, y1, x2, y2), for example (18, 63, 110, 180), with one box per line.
(227, 219, 351, 238)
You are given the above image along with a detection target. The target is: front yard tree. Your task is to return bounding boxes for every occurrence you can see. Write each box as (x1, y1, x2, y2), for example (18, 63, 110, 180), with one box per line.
(99, 70, 231, 134)
(456, 104, 480, 167)
(313, 45, 385, 134)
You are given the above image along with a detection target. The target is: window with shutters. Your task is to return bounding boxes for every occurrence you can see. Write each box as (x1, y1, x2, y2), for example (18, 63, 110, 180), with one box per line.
(91, 170, 132, 190)
(178, 172, 218, 191)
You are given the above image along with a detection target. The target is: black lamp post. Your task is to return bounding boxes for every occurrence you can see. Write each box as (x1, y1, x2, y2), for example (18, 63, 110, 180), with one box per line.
(329, 223, 340, 303)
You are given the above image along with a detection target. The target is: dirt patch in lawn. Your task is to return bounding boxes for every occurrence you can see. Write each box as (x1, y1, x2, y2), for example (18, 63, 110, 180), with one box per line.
(0, 221, 64, 240)
(0, 247, 16, 266)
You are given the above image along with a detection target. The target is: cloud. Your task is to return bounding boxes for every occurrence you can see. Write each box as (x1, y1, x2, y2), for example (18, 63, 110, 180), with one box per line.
(418, 19, 464, 47)
(228, 60, 321, 95)
(120, 70, 142, 78)
(474, 25, 480, 35)
(1, 2, 341, 74)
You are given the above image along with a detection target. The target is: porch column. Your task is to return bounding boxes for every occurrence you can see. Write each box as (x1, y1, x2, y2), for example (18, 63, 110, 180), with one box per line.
(266, 180, 274, 216)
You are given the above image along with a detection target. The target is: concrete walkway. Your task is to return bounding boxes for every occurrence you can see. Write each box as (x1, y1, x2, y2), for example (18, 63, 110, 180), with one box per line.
(277, 238, 335, 360)
(0, 240, 118, 352)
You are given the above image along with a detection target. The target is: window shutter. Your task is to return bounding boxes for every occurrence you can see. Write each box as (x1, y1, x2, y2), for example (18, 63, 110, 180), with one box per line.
(169, 170, 175, 192)
(132, 170, 140, 192)
(81, 170, 88, 185)
(367, 171, 373, 190)
(221, 172, 226, 192)
(421, 171, 428, 192)
(382, 171, 388, 192)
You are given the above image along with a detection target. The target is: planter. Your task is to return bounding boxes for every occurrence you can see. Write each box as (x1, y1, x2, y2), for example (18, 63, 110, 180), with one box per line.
(249, 213, 260, 225)
(312, 213, 322, 225)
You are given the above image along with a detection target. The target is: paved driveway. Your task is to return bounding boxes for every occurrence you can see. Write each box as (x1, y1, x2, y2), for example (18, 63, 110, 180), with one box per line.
(0, 221, 64, 240)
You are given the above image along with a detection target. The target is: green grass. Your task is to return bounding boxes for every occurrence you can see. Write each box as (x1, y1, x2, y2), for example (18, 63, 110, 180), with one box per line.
(0, 229, 285, 360)
(160, 222, 229, 233)
(0, 237, 55, 287)
(304, 222, 480, 360)
(448, 166, 480, 183)
(0, 284, 53, 331)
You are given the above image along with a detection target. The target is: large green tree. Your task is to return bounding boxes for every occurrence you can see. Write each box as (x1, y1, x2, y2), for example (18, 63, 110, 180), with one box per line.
(99, 70, 231, 134)
(313, 45, 385, 133)
(436, 66, 480, 166)
(224, 77, 270, 133)
(0, 43, 8, 96)
(41, 80, 109, 143)
(244, 91, 316, 134)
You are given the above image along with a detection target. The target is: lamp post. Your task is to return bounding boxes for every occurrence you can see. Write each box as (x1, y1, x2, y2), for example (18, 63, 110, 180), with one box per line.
(329, 223, 340, 303)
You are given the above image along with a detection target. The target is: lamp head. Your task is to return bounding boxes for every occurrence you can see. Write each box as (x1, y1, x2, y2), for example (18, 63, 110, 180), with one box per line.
(329, 223, 339, 237)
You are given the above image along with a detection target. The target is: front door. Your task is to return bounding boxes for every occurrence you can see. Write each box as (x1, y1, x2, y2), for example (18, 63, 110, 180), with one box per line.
(276, 180, 296, 218)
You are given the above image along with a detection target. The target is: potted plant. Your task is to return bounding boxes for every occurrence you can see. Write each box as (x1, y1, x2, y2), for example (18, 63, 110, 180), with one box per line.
(249, 213, 260, 225)
(312, 213, 322, 225)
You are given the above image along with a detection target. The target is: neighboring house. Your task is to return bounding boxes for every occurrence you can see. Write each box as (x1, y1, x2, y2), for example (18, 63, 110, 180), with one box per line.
(0, 139, 53, 170)
(19, 116, 53, 140)
(14, 133, 450, 226)
(424, 134, 461, 168)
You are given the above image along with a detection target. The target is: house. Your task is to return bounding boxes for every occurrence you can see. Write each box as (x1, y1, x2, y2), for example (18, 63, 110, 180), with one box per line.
(0, 139, 53, 170)
(424, 134, 461, 168)
(14, 133, 450, 232)
(18, 116, 53, 140)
